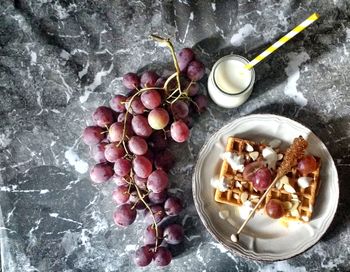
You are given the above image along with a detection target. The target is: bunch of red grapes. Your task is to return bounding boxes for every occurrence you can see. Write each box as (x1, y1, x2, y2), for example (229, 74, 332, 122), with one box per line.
(82, 42, 208, 267)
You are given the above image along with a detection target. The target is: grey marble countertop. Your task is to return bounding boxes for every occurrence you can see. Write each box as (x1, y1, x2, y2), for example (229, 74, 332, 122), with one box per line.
(1, 0, 349, 271)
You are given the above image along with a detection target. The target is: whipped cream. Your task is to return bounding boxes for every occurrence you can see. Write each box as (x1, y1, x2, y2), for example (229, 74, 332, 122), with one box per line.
(221, 152, 245, 172)
(297, 177, 313, 188)
(262, 147, 278, 170)
(211, 176, 229, 192)
(239, 201, 254, 220)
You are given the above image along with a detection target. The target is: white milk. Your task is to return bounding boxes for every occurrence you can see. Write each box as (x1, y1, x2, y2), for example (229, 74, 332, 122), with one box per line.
(208, 55, 255, 108)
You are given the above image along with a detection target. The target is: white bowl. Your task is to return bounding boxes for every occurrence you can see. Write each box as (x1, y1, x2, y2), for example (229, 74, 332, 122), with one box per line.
(192, 114, 339, 261)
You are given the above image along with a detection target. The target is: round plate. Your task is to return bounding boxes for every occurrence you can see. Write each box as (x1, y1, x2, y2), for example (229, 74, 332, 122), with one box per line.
(192, 114, 339, 261)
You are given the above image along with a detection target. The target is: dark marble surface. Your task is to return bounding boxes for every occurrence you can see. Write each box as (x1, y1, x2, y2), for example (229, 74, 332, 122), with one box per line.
(1, 0, 350, 271)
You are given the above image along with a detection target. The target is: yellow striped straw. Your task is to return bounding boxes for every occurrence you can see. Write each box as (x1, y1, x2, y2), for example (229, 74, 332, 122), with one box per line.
(244, 13, 320, 70)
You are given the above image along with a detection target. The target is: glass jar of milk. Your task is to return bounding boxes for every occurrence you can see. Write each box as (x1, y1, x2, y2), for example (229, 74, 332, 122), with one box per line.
(208, 55, 255, 108)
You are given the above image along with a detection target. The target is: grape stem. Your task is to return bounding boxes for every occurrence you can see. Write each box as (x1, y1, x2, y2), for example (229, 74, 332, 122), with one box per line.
(151, 34, 182, 93)
(132, 172, 159, 250)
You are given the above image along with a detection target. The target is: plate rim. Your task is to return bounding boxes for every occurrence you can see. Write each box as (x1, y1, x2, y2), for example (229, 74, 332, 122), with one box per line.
(192, 113, 339, 261)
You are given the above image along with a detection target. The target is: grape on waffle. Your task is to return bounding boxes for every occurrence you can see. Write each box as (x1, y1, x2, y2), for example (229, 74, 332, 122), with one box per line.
(266, 157, 321, 222)
(214, 137, 279, 208)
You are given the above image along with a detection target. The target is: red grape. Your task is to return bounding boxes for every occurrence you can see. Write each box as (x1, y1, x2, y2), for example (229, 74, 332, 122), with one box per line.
(132, 115, 153, 138)
(185, 82, 199, 96)
(140, 71, 159, 88)
(148, 108, 169, 130)
(252, 167, 272, 191)
(123, 72, 140, 90)
(90, 142, 107, 163)
(92, 106, 114, 127)
(128, 136, 148, 155)
(164, 224, 184, 245)
(153, 247, 172, 267)
(108, 122, 124, 142)
(132, 155, 153, 179)
(154, 150, 174, 172)
(117, 112, 132, 124)
(297, 155, 317, 175)
(134, 245, 154, 267)
(128, 96, 145, 114)
(112, 175, 128, 186)
(148, 131, 168, 151)
(193, 94, 208, 113)
(134, 175, 147, 190)
(265, 199, 284, 219)
(104, 143, 125, 162)
(144, 225, 164, 246)
(112, 186, 130, 204)
(144, 149, 154, 163)
(128, 190, 147, 210)
(164, 197, 183, 216)
(170, 120, 190, 143)
(141, 90, 162, 110)
(114, 158, 131, 177)
(171, 101, 189, 119)
(144, 205, 165, 224)
(83, 126, 105, 145)
(147, 169, 169, 193)
(177, 48, 195, 72)
(186, 60, 205, 81)
(113, 203, 137, 226)
(155, 77, 166, 88)
(243, 161, 265, 182)
(148, 190, 167, 204)
(110, 95, 126, 112)
(90, 163, 114, 184)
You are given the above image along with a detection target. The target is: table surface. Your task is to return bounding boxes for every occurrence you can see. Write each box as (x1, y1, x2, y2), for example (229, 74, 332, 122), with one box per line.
(1, 0, 349, 271)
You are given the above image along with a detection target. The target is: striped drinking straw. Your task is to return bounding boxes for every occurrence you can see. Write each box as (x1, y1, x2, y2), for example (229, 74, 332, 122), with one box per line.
(244, 13, 320, 70)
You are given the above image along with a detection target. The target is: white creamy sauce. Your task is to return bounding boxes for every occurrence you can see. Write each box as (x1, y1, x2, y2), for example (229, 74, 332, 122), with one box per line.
(239, 201, 254, 220)
(262, 147, 278, 170)
(221, 152, 245, 172)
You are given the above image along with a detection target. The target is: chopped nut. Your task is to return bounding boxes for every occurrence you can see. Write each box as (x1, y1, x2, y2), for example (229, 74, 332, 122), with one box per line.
(301, 215, 310, 222)
(291, 201, 299, 211)
(290, 209, 300, 217)
(279, 175, 289, 185)
(251, 198, 259, 204)
(250, 195, 259, 200)
(240, 192, 248, 202)
(235, 181, 242, 188)
(233, 193, 240, 200)
(245, 143, 254, 152)
(291, 194, 299, 199)
(269, 139, 282, 148)
(277, 153, 284, 161)
(249, 151, 259, 161)
(241, 181, 248, 188)
(283, 201, 293, 210)
(309, 204, 313, 212)
(283, 184, 296, 193)
(275, 181, 283, 190)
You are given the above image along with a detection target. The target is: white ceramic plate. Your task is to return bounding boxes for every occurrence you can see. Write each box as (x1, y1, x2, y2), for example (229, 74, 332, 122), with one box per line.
(192, 114, 339, 261)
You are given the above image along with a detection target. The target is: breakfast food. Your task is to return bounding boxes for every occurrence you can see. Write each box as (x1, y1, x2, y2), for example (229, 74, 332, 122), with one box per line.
(213, 136, 321, 223)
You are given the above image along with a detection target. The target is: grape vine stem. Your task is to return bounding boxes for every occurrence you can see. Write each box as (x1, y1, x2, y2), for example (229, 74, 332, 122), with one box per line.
(151, 34, 182, 93)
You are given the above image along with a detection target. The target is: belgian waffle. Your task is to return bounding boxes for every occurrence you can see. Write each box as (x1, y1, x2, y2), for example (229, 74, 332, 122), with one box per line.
(266, 157, 321, 222)
(214, 137, 275, 208)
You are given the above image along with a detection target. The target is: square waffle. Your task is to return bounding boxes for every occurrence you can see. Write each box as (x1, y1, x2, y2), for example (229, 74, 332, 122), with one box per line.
(266, 157, 321, 222)
(214, 137, 272, 208)
(214, 136, 321, 223)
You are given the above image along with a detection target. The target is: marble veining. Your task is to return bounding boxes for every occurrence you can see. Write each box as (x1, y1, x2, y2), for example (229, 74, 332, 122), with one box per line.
(1, 0, 350, 271)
